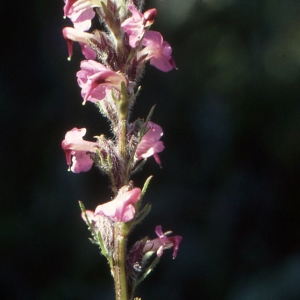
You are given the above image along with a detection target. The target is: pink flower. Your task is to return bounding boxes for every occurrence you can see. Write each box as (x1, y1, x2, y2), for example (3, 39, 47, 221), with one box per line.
(138, 31, 176, 72)
(63, 0, 95, 31)
(77, 60, 128, 104)
(61, 127, 98, 173)
(121, 4, 157, 48)
(143, 225, 182, 258)
(94, 188, 141, 222)
(62, 27, 96, 60)
(136, 121, 165, 165)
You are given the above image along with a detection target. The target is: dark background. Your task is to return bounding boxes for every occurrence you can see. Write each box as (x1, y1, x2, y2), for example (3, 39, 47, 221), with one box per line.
(2, 0, 300, 299)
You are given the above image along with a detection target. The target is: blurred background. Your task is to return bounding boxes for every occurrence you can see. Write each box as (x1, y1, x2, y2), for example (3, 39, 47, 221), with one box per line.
(2, 0, 300, 299)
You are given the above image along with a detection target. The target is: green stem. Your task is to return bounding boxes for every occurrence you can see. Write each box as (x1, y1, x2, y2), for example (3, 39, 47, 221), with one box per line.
(113, 80, 131, 299)
(113, 222, 128, 300)
(117, 82, 130, 187)
(119, 118, 127, 163)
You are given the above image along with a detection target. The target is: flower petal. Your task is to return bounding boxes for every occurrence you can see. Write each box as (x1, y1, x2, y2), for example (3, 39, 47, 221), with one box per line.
(136, 122, 165, 165)
(138, 31, 176, 72)
(77, 60, 127, 103)
(94, 188, 141, 222)
(61, 127, 97, 173)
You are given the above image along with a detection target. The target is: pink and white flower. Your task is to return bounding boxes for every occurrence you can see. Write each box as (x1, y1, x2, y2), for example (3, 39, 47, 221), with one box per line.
(62, 27, 96, 60)
(63, 0, 96, 31)
(138, 31, 176, 72)
(121, 4, 157, 48)
(143, 225, 182, 258)
(77, 60, 128, 104)
(136, 121, 165, 165)
(61, 127, 98, 173)
(94, 188, 141, 222)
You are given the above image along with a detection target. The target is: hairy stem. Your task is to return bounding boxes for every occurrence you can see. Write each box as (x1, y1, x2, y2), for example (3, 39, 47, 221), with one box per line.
(113, 222, 128, 300)
(113, 80, 131, 299)
(117, 82, 130, 187)
(118, 118, 127, 164)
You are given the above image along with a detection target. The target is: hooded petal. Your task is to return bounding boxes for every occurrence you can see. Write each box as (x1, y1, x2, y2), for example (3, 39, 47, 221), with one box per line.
(121, 4, 144, 48)
(95, 188, 141, 222)
(63, 0, 95, 31)
(121, 4, 157, 48)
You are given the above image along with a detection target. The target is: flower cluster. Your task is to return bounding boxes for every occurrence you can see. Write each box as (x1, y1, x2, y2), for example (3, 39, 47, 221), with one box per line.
(62, 0, 176, 71)
(61, 1, 182, 298)
(62, 121, 165, 173)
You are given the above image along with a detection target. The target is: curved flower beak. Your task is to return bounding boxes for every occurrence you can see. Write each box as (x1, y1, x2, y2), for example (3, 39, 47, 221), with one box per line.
(62, 27, 95, 60)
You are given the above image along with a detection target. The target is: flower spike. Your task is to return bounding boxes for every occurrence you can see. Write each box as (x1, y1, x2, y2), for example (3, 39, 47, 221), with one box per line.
(61, 1, 181, 298)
